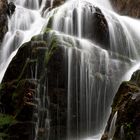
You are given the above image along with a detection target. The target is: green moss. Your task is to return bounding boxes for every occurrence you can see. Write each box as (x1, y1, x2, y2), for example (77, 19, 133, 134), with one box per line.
(31, 34, 44, 41)
(112, 81, 139, 110)
(12, 92, 18, 99)
(44, 28, 52, 34)
(0, 133, 8, 139)
(46, 16, 54, 29)
(124, 122, 134, 140)
(31, 35, 39, 41)
(45, 33, 58, 66)
(0, 114, 17, 140)
(0, 114, 17, 128)
(0, 84, 3, 90)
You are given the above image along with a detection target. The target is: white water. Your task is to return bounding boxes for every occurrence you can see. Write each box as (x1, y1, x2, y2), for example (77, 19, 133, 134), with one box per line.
(43, 0, 140, 139)
(0, 0, 46, 82)
(120, 125, 125, 140)
(1, 0, 140, 140)
(108, 112, 118, 139)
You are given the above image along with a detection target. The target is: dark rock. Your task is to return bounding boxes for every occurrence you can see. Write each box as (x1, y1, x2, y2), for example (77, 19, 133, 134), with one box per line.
(101, 69, 140, 140)
(8, 122, 36, 140)
(0, 45, 41, 138)
(7, 2, 16, 16)
(101, 133, 108, 140)
(53, 0, 65, 8)
(130, 70, 140, 87)
(110, 0, 140, 18)
(80, 4, 110, 48)
(91, 7, 109, 48)
(0, 32, 67, 139)
(0, 0, 8, 42)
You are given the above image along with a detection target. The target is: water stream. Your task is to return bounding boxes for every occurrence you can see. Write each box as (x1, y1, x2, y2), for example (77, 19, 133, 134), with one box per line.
(0, 0, 140, 140)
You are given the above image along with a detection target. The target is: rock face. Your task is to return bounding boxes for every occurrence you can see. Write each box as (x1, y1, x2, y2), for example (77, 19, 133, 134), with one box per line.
(0, 0, 16, 43)
(90, 7, 109, 48)
(0, 31, 67, 140)
(0, 0, 8, 43)
(101, 70, 140, 140)
(110, 0, 140, 18)
(78, 5, 109, 48)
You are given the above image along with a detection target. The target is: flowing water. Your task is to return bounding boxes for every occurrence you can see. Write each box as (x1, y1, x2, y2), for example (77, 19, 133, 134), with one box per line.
(1, 0, 140, 140)
(108, 112, 117, 139)
(0, 0, 46, 82)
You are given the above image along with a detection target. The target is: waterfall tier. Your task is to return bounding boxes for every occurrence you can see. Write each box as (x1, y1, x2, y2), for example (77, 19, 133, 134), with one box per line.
(0, 0, 140, 140)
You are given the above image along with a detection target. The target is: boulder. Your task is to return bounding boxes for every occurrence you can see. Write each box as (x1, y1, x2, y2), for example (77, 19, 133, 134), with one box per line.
(101, 70, 140, 140)
(0, 32, 67, 139)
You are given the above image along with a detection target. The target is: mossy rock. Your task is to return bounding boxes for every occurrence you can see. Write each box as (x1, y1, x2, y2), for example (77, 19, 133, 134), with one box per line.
(0, 30, 67, 139)
(101, 70, 140, 140)
(0, 114, 16, 127)
(0, 113, 17, 140)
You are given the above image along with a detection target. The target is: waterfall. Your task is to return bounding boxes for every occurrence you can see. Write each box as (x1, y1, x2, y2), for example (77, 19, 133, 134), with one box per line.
(0, 0, 140, 140)
(0, 0, 46, 82)
(43, 0, 140, 139)
(120, 125, 125, 140)
(108, 112, 118, 139)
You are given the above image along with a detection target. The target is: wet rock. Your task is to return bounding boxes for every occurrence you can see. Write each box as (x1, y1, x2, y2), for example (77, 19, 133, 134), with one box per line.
(46, 3, 109, 49)
(8, 122, 36, 140)
(53, 0, 65, 8)
(101, 133, 108, 140)
(75, 4, 109, 49)
(110, 0, 140, 18)
(101, 69, 140, 140)
(91, 7, 109, 48)
(0, 34, 47, 138)
(0, 0, 8, 42)
(42, 0, 65, 14)
(0, 32, 67, 139)
(7, 2, 16, 16)
(73, 4, 109, 48)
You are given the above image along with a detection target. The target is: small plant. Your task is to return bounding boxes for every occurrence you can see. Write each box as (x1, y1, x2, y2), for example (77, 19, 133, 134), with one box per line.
(0, 113, 16, 127)
(0, 113, 17, 139)
(124, 122, 134, 140)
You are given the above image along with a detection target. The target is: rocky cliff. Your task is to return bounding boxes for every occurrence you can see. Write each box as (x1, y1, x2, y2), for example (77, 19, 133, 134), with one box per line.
(0, 31, 63, 139)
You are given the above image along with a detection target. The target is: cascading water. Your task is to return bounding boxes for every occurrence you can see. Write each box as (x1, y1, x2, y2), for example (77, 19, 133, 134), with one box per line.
(0, 0, 46, 82)
(1, 0, 140, 140)
(42, 0, 140, 139)
(108, 112, 118, 139)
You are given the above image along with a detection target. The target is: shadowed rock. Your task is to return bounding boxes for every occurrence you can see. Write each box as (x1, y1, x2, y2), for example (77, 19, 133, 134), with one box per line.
(0, 32, 67, 140)
(110, 0, 140, 18)
(0, 0, 8, 42)
(7, 2, 16, 16)
(101, 69, 140, 140)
